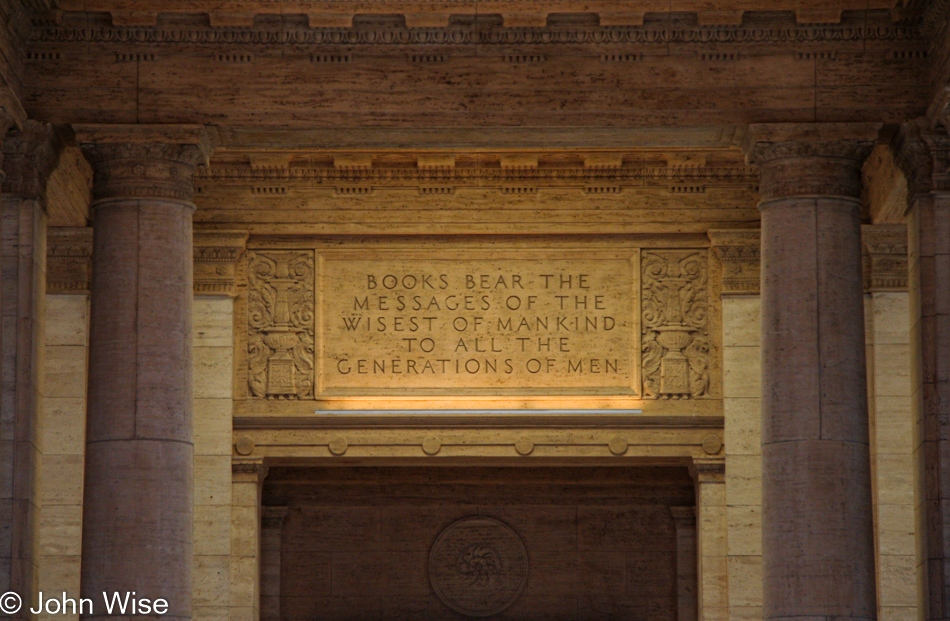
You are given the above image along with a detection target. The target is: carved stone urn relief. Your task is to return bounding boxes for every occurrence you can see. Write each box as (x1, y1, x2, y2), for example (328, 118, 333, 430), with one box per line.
(247, 251, 315, 399)
(641, 250, 711, 400)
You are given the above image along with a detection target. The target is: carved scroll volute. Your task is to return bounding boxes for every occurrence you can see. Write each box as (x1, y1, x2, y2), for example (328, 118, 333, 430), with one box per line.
(247, 251, 315, 400)
(641, 250, 711, 400)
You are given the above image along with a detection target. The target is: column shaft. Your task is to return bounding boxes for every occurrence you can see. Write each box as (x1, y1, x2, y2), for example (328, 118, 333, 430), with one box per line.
(911, 191, 950, 619)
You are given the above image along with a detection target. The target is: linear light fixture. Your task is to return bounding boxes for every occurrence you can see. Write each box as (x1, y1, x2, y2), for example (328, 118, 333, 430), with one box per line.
(314, 409, 644, 415)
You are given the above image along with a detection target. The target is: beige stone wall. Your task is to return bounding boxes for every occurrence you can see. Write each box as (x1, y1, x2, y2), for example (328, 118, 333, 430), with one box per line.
(230, 464, 264, 621)
(193, 296, 236, 621)
(35, 293, 87, 620)
(694, 460, 727, 621)
(865, 292, 917, 621)
(721, 295, 762, 621)
(719, 291, 920, 621)
(33, 293, 238, 621)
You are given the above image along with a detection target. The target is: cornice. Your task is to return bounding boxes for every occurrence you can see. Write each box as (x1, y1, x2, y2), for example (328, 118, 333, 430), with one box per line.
(196, 164, 759, 199)
(30, 10, 924, 47)
(200, 167, 758, 182)
(49, 0, 918, 25)
(197, 152, 759, 194)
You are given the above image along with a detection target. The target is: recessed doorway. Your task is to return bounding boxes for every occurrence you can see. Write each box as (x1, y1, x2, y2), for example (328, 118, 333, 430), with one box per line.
(261, 465, 695, 621)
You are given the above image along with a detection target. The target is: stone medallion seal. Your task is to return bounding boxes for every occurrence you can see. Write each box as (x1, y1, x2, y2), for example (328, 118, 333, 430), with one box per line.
(428, 516, 528, 617)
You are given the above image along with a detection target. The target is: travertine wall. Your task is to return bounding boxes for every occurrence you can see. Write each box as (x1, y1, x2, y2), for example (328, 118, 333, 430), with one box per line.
(230, 464, 263, 621)
(718, 290, 918, 621)
(721, 295, 763, 621)
(32, 294, 237, 621)
(36, 293, 87, 621)
(193, 296, 236, 621)
(693, 460, 727, 621)
(866, 292, 917, 621)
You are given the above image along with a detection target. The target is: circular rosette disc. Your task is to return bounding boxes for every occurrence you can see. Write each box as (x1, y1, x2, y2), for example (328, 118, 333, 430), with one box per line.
(428, 516, 528, 617)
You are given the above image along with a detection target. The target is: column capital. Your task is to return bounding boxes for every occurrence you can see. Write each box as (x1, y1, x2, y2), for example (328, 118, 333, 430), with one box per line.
(708, 228, 760, 296)
(1, 121, 62, 200)
(0, 105, 19, 183)
(688, 457, 725, 483)
(232, 458, 269, 484)
(862, 223, 908, 292)
(74, 124, 216, 203)
(0, 86, 27, 136)
(744, 123, 881, 202)
(892, 119, 950, 205)
(262, 506, 289, 530)
(194, 230, 248, 296)
(669, 505, 697, 526)
(47, 227, 93, 293)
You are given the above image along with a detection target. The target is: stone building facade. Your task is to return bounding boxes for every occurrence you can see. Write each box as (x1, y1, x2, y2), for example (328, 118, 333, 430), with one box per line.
(0, 0, 948, 619)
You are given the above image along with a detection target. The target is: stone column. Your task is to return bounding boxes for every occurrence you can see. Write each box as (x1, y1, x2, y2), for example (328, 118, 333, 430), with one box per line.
(893, 120, 950, 620)
(76, 124, 212, 620)
(746, 123, 880, 621)
(1, 121, 59, 616)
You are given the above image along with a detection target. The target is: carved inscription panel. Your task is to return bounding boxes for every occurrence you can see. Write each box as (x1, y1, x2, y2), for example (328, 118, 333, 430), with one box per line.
(242, 243, 719, 404)
(319, 253, 639, 394)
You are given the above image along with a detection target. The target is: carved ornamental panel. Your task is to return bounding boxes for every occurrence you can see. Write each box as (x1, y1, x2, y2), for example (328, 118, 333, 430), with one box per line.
(247, 251, 315, 400)
(641, 250, 713, 401)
